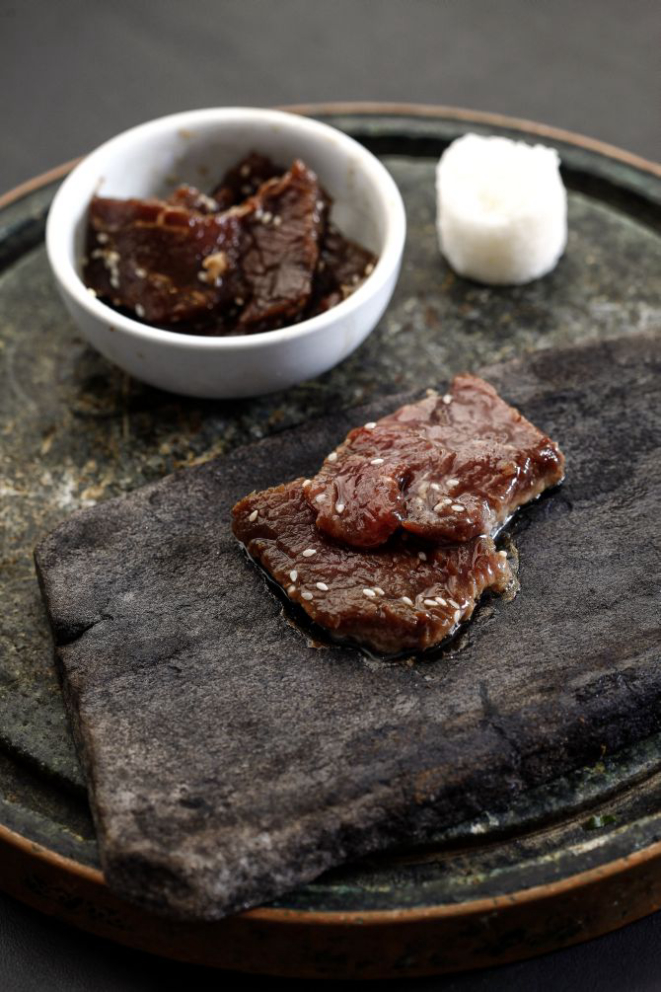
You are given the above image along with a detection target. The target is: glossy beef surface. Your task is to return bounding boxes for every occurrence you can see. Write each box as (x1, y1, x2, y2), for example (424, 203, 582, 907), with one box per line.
(306, 374, 565, 548)
(304, 225, 377, 316)
(231, 160, 325, 329)
(210, 151, 283, 209)
(84, 196, 243, 324)
(83, 154, 377, 335)
(232, 480, 511, 655)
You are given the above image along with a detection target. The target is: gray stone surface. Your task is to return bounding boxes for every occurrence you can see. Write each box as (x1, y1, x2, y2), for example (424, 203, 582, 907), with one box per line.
(35, 333, 661, 920)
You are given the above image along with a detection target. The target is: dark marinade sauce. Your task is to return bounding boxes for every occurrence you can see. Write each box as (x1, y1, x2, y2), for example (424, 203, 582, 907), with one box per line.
(83, 154, 378, 336)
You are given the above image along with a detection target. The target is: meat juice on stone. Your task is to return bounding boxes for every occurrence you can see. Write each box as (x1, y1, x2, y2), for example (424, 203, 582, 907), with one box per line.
(232, 376, 565, 655)
(84, 154, 377, 335)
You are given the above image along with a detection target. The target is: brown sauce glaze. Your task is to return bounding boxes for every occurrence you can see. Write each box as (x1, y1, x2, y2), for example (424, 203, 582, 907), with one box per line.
(232, 479, 512, 656)
(307, 375, 565, 549)
(83, 154, 377, 336)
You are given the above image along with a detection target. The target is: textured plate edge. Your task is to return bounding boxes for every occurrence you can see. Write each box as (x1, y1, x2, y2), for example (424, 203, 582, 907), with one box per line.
(2, 821, 660, 978)
(284, 102, 661, 177)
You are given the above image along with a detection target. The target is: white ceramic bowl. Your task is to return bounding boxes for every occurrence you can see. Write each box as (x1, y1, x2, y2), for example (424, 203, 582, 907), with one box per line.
(46, 107, 406, 398)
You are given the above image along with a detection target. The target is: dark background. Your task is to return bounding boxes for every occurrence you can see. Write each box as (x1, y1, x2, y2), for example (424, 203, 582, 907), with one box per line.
(2, 0, 659, 192)
(1, 1, 659, 989)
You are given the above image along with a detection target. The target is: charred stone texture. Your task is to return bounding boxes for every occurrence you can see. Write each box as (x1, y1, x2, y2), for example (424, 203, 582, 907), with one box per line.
(34, 337, 661, 923)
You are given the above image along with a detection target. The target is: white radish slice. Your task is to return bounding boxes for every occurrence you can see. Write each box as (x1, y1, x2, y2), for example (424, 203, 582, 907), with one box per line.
(436, 133, 567, 285)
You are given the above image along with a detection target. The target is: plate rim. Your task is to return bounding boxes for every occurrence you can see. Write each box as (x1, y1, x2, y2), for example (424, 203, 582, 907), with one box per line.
(3, 819, 661, 925)
(1, 101, 659, 212)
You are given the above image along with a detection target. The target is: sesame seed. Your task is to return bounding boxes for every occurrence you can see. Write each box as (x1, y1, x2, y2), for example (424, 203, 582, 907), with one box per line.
(240, 163, 251, 177)
(453, 609, 461, 623)
(235, 297, 245, 306)
(370, 457, 384, 465)
(315, 494, 327, 502)
(364, 262, 375, 276)
(198, 271, 209, 282)
(447, 478, 459, 488)
(316, 199, 324, 211)
(433, 501, 448, 513)
(336, 503, 345, 514)
(197, 193, 219, 211)
(442, 394, 453, 405)
(425, 388, 437, 397)
(302, 479, 311, 488)
(289, 570, 298, 582)
(302, 548, 316, 558)
(87, 287, 97, 297)
(316, 582, 329, 591)
(418, 551, 427, 561)
(96, 232, 109, 244)
(110, 274, 120, 289)
(364, 422, 376, 430)
(134, 267, 147, 279)
(430, 482, 441, 492)
(248, 509, 258, 522)
(451, 504, 465, 512)
(424, 599, 437, 607)
(436, 597, 447, 606)
(288, 584, 296, 595)
(498, 550, 508, 558)
(362, 588, 376, 598)
(418, 481, 429, 496)
(302, 591, 314, 601)
(327, 452, 338, 462)
(272, 215, 282, 227)
(448, 599, 459, 609)
(401, 596, 414, 606)
(135, 304, 146, 319)
(373, 587, 385, 596)
(262, 211, 273, 224)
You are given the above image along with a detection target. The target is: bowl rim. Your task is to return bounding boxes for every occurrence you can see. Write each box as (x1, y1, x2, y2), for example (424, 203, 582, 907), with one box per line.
(46, 106, 406, 352)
